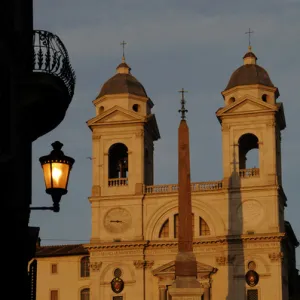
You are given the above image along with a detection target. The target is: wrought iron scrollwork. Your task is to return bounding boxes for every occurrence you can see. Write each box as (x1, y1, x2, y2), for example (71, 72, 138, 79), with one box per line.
(32, 30, 76, 99)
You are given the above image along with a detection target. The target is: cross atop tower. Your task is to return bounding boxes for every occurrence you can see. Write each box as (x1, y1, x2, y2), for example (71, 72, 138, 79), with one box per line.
(120, 40, 127, 61)
(245, 28, 254, 47)
(178, 88, 188, 120)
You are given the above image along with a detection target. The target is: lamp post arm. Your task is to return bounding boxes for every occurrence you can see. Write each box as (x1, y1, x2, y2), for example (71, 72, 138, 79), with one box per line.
(30, 201, 60, 213)
(30, 206, 55, 211)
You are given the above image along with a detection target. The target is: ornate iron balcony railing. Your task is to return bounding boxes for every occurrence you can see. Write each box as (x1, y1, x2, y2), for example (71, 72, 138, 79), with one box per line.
(32, 30, 76, 99)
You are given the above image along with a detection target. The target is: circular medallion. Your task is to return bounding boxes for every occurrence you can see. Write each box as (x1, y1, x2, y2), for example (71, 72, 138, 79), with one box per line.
(114, 268, 122, 278)
(237, 200, 264, 226)
(111, 277, 124, 294)
(245, 270, 259, 287)
(104, 207, 132, 233)
(248, 261, 257, 271)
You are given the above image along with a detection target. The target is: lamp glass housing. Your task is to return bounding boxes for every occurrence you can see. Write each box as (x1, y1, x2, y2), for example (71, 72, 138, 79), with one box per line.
(42, 161, 70, 192)
(39, 141, 75, 198)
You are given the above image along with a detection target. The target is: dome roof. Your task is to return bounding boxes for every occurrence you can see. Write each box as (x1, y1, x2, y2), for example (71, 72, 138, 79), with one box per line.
(97, 59, 147, 98)
(224, 48, 274, 91)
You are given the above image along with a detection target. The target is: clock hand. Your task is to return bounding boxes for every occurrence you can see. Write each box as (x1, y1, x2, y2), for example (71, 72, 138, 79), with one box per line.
(110, 220, 123, 223)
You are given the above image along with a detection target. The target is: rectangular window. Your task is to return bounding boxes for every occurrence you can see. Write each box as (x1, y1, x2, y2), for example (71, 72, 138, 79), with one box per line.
(247, 289, 258, 300)
(50, 290, 58, 300)
(112, 297, 123, 300)
(51, 264, 58, 274)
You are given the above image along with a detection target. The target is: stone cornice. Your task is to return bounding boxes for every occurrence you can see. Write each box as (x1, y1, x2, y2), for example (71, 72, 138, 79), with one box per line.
(84, 240, 149, 251)
(148, 233, 285, 248)
(84, 233, 285, 252)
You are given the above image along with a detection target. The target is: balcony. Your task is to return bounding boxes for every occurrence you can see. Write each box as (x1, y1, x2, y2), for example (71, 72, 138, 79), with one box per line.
(239, 168, 260, 178)
(108, 178, 128, 187)
(144, 180, 223, 194)
(21, 30, 76, 141)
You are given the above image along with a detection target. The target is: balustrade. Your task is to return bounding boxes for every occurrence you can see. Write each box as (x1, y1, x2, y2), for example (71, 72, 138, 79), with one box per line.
(239, 168, 260, 178)
(144, 180, 223, 194)
(108, 178, 128, 187)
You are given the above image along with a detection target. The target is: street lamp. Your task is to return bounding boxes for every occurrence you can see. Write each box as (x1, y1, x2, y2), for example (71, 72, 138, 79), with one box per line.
(30, 141, 75, 212)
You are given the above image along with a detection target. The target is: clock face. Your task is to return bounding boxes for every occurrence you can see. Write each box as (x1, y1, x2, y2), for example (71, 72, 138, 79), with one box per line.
(104, 207, 132, 233)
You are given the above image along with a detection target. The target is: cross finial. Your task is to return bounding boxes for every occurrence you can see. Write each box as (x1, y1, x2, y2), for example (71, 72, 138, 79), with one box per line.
(245, 28, 254, 47)
(178, 88, 188, 120)
(120, 40, 127, 61)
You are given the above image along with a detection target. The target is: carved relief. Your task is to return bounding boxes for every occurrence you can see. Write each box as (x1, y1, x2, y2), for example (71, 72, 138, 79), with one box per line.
(267, 120, 276, 127)
(92, 134, 101, 140)
(133, 260, 154, 269)
(90, 262, 102, 271)
(91, 185, 101, 196)
(200, 282, 211, 289)
(215, 255, 236, 266)
(268, 252, 284, 262)
(221, 124, 230, 132)
(133, 260, 144, 269)
(135, 130, 144, 137)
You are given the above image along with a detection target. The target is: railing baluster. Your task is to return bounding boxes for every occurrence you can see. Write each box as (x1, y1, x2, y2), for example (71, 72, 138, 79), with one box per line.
(32, 30, 76, 99)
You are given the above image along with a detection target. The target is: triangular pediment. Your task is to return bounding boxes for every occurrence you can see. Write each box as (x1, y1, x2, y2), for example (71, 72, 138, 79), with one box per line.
(216, 95, 278, 117)
(87, 106, 145, 127)
(152, 261, 217, 276)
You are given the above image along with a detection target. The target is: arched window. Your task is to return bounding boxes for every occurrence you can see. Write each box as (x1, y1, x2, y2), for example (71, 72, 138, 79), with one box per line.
(228, 97, 235, 105)
(262, 94, 268, 102)
(199, 217, 210, 236)
(158, 214, 210, 239)
(238, 134, 259, 175)
(132, 104, 139, 112)
(99, 106, 104, 113)
(174, 213, 194, 238)
(80, 256, 90, 278)
(80, 288, 90, 300)
(159, 219, 169, 238)
(108, 143, 128, 185)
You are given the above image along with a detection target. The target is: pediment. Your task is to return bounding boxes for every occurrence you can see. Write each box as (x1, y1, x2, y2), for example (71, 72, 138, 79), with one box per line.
(152, 261, 217, 277)
(216, 96, 278, 117)
(87, 106, 145, 127)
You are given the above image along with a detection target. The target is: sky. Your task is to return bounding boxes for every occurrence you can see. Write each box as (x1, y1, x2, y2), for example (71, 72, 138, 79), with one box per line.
(30, 0, 300, 266)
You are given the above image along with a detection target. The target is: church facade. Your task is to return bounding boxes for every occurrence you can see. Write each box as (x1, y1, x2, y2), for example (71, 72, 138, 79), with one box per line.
(33, 48, 300, 300)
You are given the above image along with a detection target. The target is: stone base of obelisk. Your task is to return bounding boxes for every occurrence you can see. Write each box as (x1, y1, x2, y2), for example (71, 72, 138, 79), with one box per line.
(168, 252, 203, 300)
(168, 277, 203, 300)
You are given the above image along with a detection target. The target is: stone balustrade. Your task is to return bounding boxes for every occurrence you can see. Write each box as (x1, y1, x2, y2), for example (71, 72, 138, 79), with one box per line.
(108, 178, 128, 187)
(144, 180, 223, 194)
(239, 168, 260, 178)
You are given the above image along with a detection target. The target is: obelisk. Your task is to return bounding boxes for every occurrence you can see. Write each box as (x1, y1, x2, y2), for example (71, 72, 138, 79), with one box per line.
(168, 89, 202, 300)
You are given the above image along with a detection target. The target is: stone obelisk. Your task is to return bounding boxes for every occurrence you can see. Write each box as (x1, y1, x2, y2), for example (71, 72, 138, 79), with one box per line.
(168, 89, 202, 300)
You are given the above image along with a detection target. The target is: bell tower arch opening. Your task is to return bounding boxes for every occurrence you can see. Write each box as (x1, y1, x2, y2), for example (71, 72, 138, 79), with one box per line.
(108, 143, 128, 185)
(238, 133, 259, 175)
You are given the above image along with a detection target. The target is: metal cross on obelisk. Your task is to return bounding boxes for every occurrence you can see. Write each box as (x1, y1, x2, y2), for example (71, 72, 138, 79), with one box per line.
(120, 40, 127, 60)
(245, 28, 254, 47)
(178, 88, 188, 120)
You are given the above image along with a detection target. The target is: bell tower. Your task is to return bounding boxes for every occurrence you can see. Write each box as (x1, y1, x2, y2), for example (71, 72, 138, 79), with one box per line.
(216, 46, 286, 235)
(87, 57, 160, 197)
(216, 46, 286, 188)
(86, 56, 160, 242)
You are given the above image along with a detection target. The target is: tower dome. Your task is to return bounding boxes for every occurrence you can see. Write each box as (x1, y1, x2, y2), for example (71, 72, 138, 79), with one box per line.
(96, 57, 147, 99)
(224, 46, 274, 91)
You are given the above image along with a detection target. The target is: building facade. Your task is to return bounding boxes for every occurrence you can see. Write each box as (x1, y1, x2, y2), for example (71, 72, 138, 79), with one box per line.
(34, 49, 299, 300)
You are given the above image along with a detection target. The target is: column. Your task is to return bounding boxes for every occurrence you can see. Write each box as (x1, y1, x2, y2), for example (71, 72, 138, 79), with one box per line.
(159, 285, 167, 300)
(203, 287, 210, 300)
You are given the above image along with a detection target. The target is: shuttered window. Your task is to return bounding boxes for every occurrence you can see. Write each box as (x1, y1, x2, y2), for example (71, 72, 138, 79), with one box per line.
(50, 290, 58, 300)
(247, 289, 258, 300)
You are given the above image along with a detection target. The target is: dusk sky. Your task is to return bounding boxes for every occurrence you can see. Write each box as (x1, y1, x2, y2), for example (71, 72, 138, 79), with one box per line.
(30, 0, 300, 266)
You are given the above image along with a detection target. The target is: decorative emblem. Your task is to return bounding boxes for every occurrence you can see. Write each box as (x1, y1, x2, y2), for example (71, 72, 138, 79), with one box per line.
(111, 277, 124, 294)
(245, 270, 259, 287)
